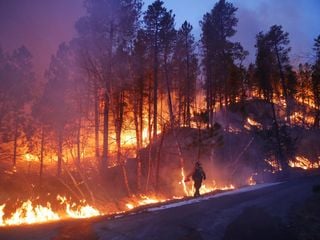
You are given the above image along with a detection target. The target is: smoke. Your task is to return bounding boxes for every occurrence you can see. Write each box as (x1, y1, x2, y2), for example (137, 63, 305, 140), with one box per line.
(232, 0, 320, 64)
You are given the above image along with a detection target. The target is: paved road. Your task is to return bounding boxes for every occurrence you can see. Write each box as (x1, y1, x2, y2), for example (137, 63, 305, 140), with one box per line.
(0, 175, 319, 240)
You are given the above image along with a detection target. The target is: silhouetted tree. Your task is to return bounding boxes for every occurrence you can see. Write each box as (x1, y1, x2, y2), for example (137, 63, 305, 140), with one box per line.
(0, 46, 35, 167)
(200, 0, 246, 126)
(174, 21, 198, 127)
(312, 35, 320, 127)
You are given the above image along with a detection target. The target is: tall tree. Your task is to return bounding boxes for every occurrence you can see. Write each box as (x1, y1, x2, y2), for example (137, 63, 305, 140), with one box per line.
(200, 0, 246, 126)
(41, 43, 77, 176)
(76, 0, 142, 172)
(174, 21, 198, 127)
(0, 46, 35, 167)
(143, 0, 168, 140)
(267, 25, 293, 124)
(254, 29, 294, 173)
(312, 35, 320, 127)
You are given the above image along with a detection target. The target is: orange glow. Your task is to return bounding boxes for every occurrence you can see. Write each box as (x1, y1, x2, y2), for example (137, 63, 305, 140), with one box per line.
(247, 173, 257, 186)
(0, 196, 101, 226)
(289, 156, 320, 170)
(24, 153, 38, 162)
(125, 194, 167, 210)
(246, 117, 262, 130)
(57, 195, 101, 219)
(0, 201, 59, 226)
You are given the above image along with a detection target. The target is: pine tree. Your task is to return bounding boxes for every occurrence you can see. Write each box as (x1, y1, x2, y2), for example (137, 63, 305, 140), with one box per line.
(312, 35, 320, 127)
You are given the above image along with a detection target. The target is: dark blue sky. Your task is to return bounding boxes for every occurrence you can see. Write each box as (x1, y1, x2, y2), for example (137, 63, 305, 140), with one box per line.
(0, 0, 319, 77)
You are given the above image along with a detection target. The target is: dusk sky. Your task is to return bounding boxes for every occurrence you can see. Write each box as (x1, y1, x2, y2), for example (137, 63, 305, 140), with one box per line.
(0, 0, 319, 78)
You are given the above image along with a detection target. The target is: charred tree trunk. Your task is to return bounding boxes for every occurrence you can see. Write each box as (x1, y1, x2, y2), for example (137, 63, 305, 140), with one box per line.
(164, 55, 187, 190)
(39, 126, 45, 184)
(13, 120, 18, 167)
(94, 81, 100, 163)
(153, 31, 159, 140)
(155, 126, 165, 191)
(185, 36, 191, 128)
(57, 131, 63, 177)
(114, 91, 131, 196)
(275, 44, 291, 125)
(133, 101, 141, 190)
(102, 95, 109, 171)
(146, 75, 153, 191)
(133, 78, 144, 190)
(76, 117, 81, 167)
(269, 100, 288, 173)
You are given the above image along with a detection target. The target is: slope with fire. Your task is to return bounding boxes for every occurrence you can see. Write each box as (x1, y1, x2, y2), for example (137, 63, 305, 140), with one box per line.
(0, 0, 320, 229)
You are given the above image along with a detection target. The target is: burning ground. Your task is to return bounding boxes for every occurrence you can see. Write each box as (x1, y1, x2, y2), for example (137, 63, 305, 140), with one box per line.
(0, 0, 320, 238)
(0, 176, 319, 240)
(0, 98, 320, 228)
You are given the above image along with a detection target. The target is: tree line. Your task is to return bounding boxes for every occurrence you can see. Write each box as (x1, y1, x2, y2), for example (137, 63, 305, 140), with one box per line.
(0, 0, 319, 183)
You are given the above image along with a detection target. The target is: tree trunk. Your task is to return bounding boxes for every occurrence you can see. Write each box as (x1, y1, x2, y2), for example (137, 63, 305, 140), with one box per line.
(94, 81, 100, 163)
(102, 95, 109, 171)
(185, 34, 191, 128)
(76, 117, 81, 167)
(270, 100, 287, 173)
(13, 120, 18, 167)
(153, 31, 159, 140)
(146, 75, 153, 191)
(155, 126, 165, 191)
(39, 126, 44, 185)
(57, 131, 63, 177)
(275, 44, 291, 125)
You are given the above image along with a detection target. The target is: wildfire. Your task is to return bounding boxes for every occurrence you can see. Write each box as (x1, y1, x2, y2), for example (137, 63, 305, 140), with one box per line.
(265, 158, 282, 172)
(24, 153, 38, 162)
(125, 194, 167, 210)
(182, 180, 235, 197)
(247, 173, 257, 186)
(289, 156, 320, 170)
(0, 201, 59, 226)
(0, 196, 101, 226)
(57, 195, 101, 219)
(245, 117, 262, 130)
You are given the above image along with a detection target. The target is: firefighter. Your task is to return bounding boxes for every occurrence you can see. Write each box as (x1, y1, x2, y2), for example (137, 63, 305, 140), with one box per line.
(186, 162, 206, 197)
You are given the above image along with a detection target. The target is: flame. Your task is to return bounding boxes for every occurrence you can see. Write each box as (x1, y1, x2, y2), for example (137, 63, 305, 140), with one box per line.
(0, 196, 101, 226)
(125, 194, 167, 210)
(57, 195, 101, 219)
(24, 153, 38, 162)
(181, 179, 235, 197)
(245, 117, 262, 130)
(289, 156, 320, 170)
(0, 201, 60, 226)
(247, 173, 257, 186)
(265, 158, 282, 172)
(180, 167, 189, 196)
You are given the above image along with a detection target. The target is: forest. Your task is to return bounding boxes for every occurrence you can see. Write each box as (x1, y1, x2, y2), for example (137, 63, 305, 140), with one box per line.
(0, 0, 319, 226)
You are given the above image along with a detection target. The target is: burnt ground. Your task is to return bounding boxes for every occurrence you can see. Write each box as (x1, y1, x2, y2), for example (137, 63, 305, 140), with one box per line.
(0, 175, 319, 240)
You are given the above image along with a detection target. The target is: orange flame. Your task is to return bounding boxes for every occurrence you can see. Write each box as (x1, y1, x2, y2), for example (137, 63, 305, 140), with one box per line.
(0, 196, 101, 226)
